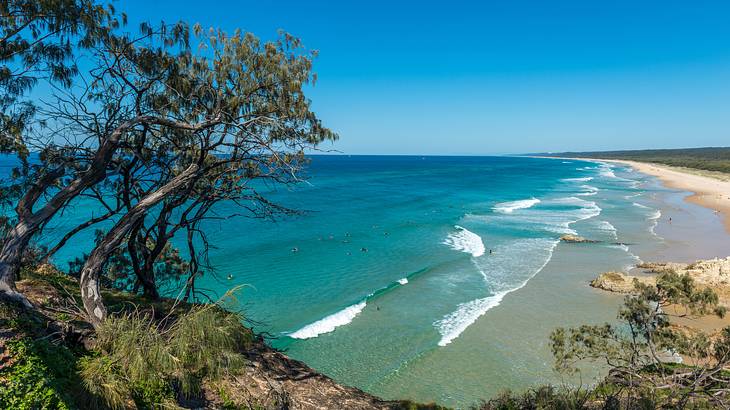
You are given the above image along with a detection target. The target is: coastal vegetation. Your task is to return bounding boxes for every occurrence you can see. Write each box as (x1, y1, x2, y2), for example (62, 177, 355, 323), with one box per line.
(2, 1, 730, 409)
(544, 147, 730, 174)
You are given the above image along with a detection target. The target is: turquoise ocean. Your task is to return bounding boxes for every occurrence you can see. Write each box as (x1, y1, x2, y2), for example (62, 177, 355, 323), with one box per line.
(11, 155, 730, 406)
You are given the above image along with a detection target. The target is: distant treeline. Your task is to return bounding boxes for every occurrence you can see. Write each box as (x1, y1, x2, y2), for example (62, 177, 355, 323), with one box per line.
(543, 147, 730, 174)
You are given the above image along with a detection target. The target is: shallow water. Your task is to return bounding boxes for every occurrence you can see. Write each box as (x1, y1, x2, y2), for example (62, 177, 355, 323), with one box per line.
(10, 155, 730, 407)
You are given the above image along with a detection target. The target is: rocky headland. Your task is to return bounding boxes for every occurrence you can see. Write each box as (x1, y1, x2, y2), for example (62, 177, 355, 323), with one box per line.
(590, 257, 730, 308)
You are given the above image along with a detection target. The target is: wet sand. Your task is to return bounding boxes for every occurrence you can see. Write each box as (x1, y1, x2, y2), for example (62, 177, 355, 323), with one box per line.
(610, 161, 730, 338)
(600, 159, 730, 234)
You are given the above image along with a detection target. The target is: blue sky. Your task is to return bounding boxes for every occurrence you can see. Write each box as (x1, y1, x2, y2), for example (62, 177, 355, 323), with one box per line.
(119, 0, 730, 155)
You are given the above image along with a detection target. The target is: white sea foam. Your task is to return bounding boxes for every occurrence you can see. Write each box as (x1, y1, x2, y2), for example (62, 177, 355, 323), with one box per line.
(632, 202, 651, 210)
(601, 168, 616, 178)
(554, 197, 602, 225)
(289, 300, 367, 339)
(435, 291, 508, 347)
(493, 198, 541, 214)
(438, 195, 605, 346)
(597, 220, 618, 240)
(577, 185, 599, 196)
(443, 225, 486, 257)
(597, 163, 617, 178)
(648, 209, 661, 220)
(435, 238, 558, 346)
(562, 177, 594, 182)
(609, 243, 643, 271)
(562, 161, 572, 163)
(398, 278, 409, 285)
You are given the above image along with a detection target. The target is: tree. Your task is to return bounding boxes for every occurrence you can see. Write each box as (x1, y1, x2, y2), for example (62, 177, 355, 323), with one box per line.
(551, 272, 730, 408)
(0, 0, 120, 306)
(36, 24, 335, 326)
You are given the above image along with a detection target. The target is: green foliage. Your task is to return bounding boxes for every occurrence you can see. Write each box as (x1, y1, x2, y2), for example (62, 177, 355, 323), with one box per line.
(474, 386, 591, 410)
(391, 400, 451, 410)
(79, 304, 252, 409)
(0, 338, 79, 409)
(551, 271, 730, 407)
(68, 229, 189, 294)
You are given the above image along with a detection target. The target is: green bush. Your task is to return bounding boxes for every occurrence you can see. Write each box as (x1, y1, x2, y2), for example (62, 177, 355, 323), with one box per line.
(79, 305, 251, 409)
(0, 338, 75, 410)
(474, 386, 591, 410)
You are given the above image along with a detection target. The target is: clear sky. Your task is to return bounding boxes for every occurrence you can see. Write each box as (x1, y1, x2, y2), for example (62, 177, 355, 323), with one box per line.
(119, 0, 730, 155)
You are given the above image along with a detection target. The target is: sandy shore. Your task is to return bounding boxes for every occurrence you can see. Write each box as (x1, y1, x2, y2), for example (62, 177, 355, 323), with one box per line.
(598, 159, 730, 233)
(561, 157, 730, 338)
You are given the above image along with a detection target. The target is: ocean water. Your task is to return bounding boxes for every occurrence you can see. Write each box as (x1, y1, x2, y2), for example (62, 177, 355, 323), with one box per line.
(8, 155, 728, 406)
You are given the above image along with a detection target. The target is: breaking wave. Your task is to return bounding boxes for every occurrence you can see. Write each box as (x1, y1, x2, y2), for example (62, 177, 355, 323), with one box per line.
(443, 225, 486, 257)
(289, 301, 367, 339)
(436, 196, 602, 346)
(493, 198, 541, 214)
(435, 238, 559, 346)
(288, 268, 427, 339)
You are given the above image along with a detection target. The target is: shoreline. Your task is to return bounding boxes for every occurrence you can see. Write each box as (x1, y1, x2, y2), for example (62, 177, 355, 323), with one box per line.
(579, 158, 730, 337)
(592, 159, 730, 234)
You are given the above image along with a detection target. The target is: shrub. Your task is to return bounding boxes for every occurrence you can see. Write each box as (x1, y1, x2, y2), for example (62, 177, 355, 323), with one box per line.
(0, 338, 75, 409)
(79, 305, 252, 409)
(474, 386, 590, 410)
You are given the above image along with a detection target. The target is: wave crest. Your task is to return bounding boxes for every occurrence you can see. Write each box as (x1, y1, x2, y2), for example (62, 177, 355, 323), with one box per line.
(289, 301, 367, 339)
(443, 225, 486, 257)
(493, 198, 540, 214)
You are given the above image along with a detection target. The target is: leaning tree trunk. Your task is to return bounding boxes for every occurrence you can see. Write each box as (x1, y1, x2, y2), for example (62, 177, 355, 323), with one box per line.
(80, 164, 199, 327)
(0, 116, 160, 304)
(0, 222, 37, 307)
(0, 115, 219, 307)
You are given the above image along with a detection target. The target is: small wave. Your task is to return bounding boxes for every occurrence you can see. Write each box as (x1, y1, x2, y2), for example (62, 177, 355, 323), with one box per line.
(632, 202, 651, 210)
(493, 198, 541, 214)
(597, 163, 617, 178)
(435, 240, 558, 346)
(609, 243, 643, 271)
(288, 267, 427, 339)
(597, 220, 618, 240)
(576, 185, 599, 196)
(443, 225, 486, 257)
(562, 161, 572, 163)
(601, 169, 616, 178)
(436, 291, 508, 347)
(289, 300, 367, 339)
(562, 177, 594, 182)
(648, 209, 661, 220)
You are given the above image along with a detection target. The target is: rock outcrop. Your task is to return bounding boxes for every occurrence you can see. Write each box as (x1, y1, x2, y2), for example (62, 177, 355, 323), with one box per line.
(590, 271, 654, 293)
(591, 257, 730, 308)
(213, 338, 397, 409)
(560, 234, 599, 243)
